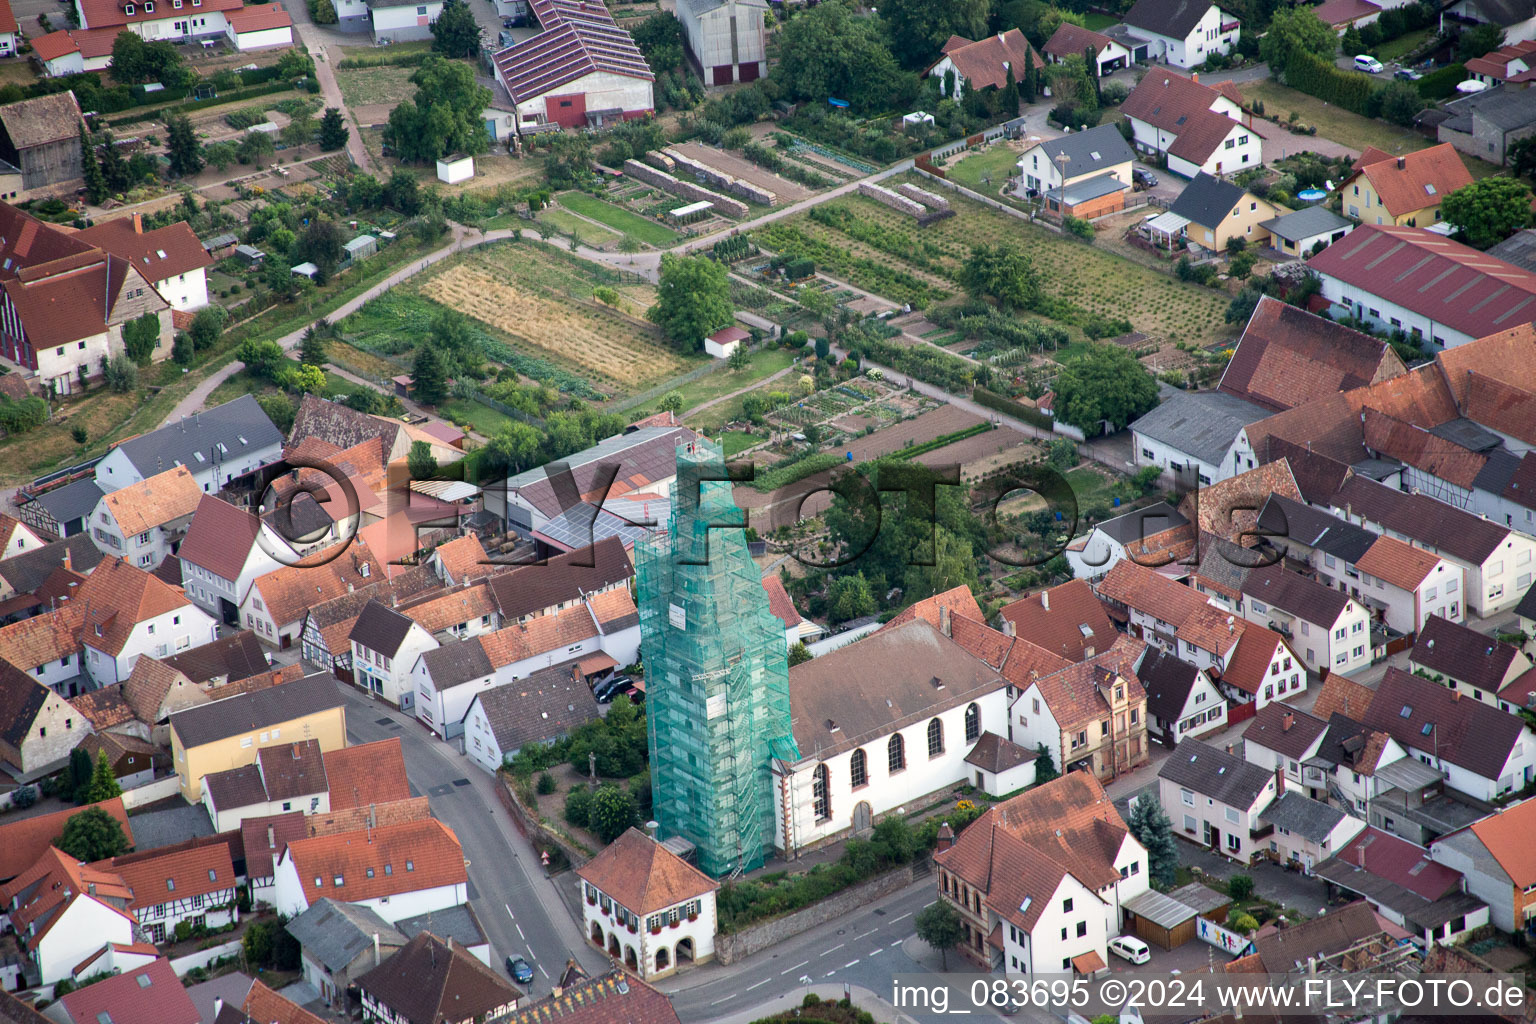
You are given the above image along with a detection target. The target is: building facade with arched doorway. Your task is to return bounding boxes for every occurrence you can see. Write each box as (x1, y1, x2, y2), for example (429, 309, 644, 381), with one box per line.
(576, 828, 719, 980)
(771, 618, 1011, 858)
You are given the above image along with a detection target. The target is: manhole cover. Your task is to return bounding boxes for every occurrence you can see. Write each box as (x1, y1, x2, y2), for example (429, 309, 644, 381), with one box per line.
(375, 717, 393, 726)
(453, 778, 471, 787)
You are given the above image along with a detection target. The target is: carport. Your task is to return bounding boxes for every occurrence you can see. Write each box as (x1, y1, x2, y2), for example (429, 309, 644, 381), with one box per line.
(1121, 889, 1201, 950)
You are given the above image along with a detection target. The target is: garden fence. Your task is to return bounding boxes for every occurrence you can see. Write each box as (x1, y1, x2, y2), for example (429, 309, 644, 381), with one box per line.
(610, 360, 723, 414)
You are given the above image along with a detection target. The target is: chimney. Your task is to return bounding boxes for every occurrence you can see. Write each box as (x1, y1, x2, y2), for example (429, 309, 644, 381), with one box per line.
(1191, 71, 1199, 83)
(1041, 589, 1050, 612)
(1002, 619, 1016, 637)
(1084, 646, 1095, 658)
(63, 547, 72, 572)
(1274, 765, 1285, 795)
(132, 211, 142, 234)
(1397, 156, 1406, 170)
(939, 603, 952, 637)
(373, 932, 381, 967)
(1452, 690, 1462, 701)
(1225, 743, 1235, 755)
(266, 825, 275, 850)
(1282, 712, 1294, 732)
(936, 822, 955, 853)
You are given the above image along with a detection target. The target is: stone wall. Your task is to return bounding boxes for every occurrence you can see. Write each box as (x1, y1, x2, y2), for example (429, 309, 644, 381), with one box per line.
(645, 151, 676, 173)
(858, 182, 926, 218)
(664, 148, 777, 206)
(621, 159, 750, 218)
(714, 863, 918, 964)
(897, 182, 949, 211)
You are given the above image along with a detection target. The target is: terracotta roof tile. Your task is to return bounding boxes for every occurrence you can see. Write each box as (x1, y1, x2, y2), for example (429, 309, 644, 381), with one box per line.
(1243, 701, 1327, 759)
(932, 29, 1042, 90)
(1361, 408, 1486, 488)
(577, 827, 717, 915)
(1344, 144, 1472, 219)
(257, 739, 328, 801)
(430, 534, 490, 584)
(997, 579, 1117, 662)
(97, 465, 202, 537)
(503, 971, 680, 1024)
(884, 585, 984, 631)
(1094, 558, 1211, 623)
(0, 93, 80, 149)
(1310, 673, 1376, 720)
(1177, 602, 1245, 657)
(1220, 626, 1291, 696)
(239, 980, 327, 1024)
(0, 847, 133, 946)
(177, 495, 267, 583)
(77, 0, 240, 28)
(0, 797, 132, 881)
(76, 218, 211, 286)
(281, 818, 467, 908)
(1043, 21, 1117, 60)
(121, 655, 199, 722)
(322, 737, 411, 810)
(250, 543, 384, 628)
(68, 684, 135, 730)
(105, 842, 235, 913)
(303, 797, 432, 839)
(0, 601, 83, 671)
(1353, 534, 1444, 590)
(60, 959, 198, 1024)
(761, 573, 801, 628)
(400, 583, 496, 634)
(1122, 67, 1240, 137)
(1221, 296, 1404, 413)
(75, 556, 194, 657)
(1027, 636, 1146, 732)
(1178, 459, 1302, 543)
(240, 811, 308, 881)
(1467, 799, 1536, 889)
(357, 932, 520, 1024)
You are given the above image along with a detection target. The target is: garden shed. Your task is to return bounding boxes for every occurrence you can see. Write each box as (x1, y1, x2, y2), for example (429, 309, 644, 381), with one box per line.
(291, 262, 318, 280)
(436, 154, 475, 184)
(704, 325, 749, 359)
(343, 234, 378, 264)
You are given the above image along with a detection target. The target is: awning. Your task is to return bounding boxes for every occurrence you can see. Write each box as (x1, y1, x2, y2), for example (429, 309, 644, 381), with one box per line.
(1072, 950, 1107, 975)
(411, 479, 480, 502)
(1146, 210, 1190, 236)
(577, 652, 618, 676)
(987, 923, 1005, 949)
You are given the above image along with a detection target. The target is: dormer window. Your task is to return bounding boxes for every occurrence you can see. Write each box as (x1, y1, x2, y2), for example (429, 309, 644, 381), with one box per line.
(144, 1, 153, 10)
(124, 2, 133, 12)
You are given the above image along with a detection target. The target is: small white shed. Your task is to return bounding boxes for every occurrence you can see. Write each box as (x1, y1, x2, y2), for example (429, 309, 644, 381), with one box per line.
(437, 154, 475, 184)
(291, 262, 319, 280)
(704, 325, 749, 359)
(964, 732, 1038, 796)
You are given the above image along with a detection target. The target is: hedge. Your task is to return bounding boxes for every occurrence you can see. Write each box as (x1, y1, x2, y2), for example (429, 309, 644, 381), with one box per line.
(336, 51, 433, 69)
(1282, 52, 1375, 116)
(973, 387, 1054, 431)
(1417, 63, 1467, 101)
(106, 80, 296, 127)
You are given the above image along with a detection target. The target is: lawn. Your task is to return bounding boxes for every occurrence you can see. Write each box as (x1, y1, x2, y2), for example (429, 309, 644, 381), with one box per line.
(439, 397, 513, 435)
(1238, 80, 1430, 156)
(556, 193, 679, 247)
(1374, 27, 1432, 61)
(722, 431, 759, 458)
(206, 361, 367, 409)
(667, 347, 796, 414)
(946, 143, 1022, 190)
(537, 207, 620, 247)
(1082, 11, 1118, 29)
(335, 65, 419, 110)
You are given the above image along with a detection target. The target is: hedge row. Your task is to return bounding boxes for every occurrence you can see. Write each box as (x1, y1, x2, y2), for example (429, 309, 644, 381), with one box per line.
(106, 79, 297, 127)
(1282, 52, 1375, 116)
(336, 51, 432, 69)
(973, 387, 1054, 431)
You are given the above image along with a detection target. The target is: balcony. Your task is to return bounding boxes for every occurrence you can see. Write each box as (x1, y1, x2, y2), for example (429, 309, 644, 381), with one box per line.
(1249, 822, 1274, 841)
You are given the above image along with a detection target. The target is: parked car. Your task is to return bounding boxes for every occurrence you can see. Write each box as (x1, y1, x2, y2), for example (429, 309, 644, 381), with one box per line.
(1132, 167, 1159, 190)
(593, 675, 632, 703)
(1355, 55, 1385, 73)
(506, 956, 534, 985)
(1108, 935, 1151, 965)
(498, 29, 515, 46)
(1395, 67, 1423, 80)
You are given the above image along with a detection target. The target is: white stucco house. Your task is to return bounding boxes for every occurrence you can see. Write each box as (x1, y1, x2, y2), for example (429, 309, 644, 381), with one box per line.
(0, 848, 136, 987)
(86, 464, 202, 571)
(1120, 0, 1239, 68)
(1429, 798, 1536, 934)
(1120, 67, 1260, 178)
(1259, 791, 1367, 874)
(176, 494, 296, 626)
(94, 394, 283, 494)
(1065, 501, 1193, 580)
(577, 828, 718, 978)
(462, 665, 603, 773)
(349, 599, 439, 709)
(81, 556, 218, 687)
(272, 818, 469, 924)
(1239, 564, 1374, 676)
(1158, 737, 1280, 863)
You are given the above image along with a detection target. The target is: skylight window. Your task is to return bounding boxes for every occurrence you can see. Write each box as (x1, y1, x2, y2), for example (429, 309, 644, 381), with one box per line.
(1400, 705, 1412, 717)
(1425, 184, 1436, 195)
(1090, 151, 1101, 160)
(156, 249, 167, 259)
(193, 451, 205, 463)
(136, 975, 151, 988)
(1421, 722, 1434, 735)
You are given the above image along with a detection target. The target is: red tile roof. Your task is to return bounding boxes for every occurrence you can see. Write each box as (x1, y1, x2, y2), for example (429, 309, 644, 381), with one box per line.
(933, 30, 1043, 91)
(1221, 626, 1291, 696)
(883, 584, 983, 631)
(761, 573, 801, 628)
(0, 797, 132, 880)
(1043, 21, 1118, 60)
(105, 841, 236, 914)
(78, 556, 193, 657)
(241, 811, 307, 881)
(224, 3, 292, 29)
(996, 579, 1116, 662)
(322, 737, 411, 810)
(76, 218, 211, 286)
(240, 980, 327, 1024)
(97, 464, 201, 536)
(577, 827, 717, 915)
(1168, 105, 1254, 165)
(1342, 144, 1472, 219)
(1467, 799, 1536, 889)
(281, 818, 467, 908)
(29, 29, 79, 61)
(0, 847, 134, 946)
(1464, 38, 1536, 80)
(429, 533, 490, 583)
(1313, 0, 1381, 25)
(492, 0, 652, 103)
(504, 971, 680, 1024)
(1122, 66, 1242, 136)
(1221, 296, 1404, 413)
(60, 959, 199, 1024)
(77, 0, 241, 29)
(1329, 826, 1463, 899)
(177, 494, 265, 582)
(1354, 534, 1444, 590)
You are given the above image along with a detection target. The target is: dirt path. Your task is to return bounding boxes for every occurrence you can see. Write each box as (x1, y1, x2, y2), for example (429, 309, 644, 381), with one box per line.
(683, 365, 797, 419)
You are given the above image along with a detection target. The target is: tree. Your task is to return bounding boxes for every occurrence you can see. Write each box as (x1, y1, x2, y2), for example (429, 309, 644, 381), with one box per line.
(319, 107, 349, 151)
(776, 0, 910, 112)
(313, 0, 338, 23)
(280, 116, 315, 149)
(1229, 250, 1256, 281)
(102, 353, 138, 392)
(544, 132, 592, 188)
(257, 393, 296, 434)
(1128, 794, 1178, 887)
(960, 243, 1041, 311)
(1047, 437, 1078, 471)
(788, 641, 812, 666)
(652, 253, 732, 351)
(728, 344, 751, 371)
(827, 572, 877, 622)
(238, 130, 276, 168)
(1459, 22, 1504, 61)
(291, 219, 345, 282)
(1228, 874, 1256, 901)
(80, 125, 107, 204)
(112, 31, 183, 84)
(299, 320, 329, 367)
(1052, 343, 1158, 434)
(1378, 79, 1422, 127)
(1034, 741, 1057, 783)
(903, 529, 978, 603)
(242, 919, 273, 967)
(1441, 176, 1534, 249)
(411, 344, 449, 405)
(589, 785, 640, 843)
(881, 0, 989, 69)
(188, 306, 227, 352)
(385, 170, 421, 214)
(98, 131, 130, 194)
(121, 313, 160, 366)
(1230, 911, 1260, 934)
(658, 390, 684, 415)
(632, 12, 684, 71)
(1022, 48, 1036, 103)
(385, 56, 493, 164)
(1000, 64, 1020, 116)
(915, 900, 965, 970)
(204, 140, 239, 171)
(67, 748, 93, 804)
(408, 439, 439, 480)
(165, 114, 203, 177)
(55, 807, 129, 861)
(485, 422, 543, 475)
(1340, 22, 1363, 56)
(1259, 6, 1337, 79)
(238, 338, 285, 379)
(431, 0, 482, 55)
(80, 751, 122, 805)
(563, 786, 594, 828)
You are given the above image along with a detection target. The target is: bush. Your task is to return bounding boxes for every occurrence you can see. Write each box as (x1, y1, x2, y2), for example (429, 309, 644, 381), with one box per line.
(101, 353, 138, 393)
(564, 786, 593, 828)
(10, 785, 36, 809)
(536, 772, 557, 795)
(70, 424, 87, 444)
(1228, 874, 1256, 901)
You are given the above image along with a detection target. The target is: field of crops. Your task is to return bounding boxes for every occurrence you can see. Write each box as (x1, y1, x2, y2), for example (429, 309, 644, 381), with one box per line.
(770, 183, 1231, 344)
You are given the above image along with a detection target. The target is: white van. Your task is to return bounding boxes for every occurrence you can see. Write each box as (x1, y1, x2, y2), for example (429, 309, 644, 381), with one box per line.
(1355, 55, 1385, 73)
(1108, 935, 1152, 965)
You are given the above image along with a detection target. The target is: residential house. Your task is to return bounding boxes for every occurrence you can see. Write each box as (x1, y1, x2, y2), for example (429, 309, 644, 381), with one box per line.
(392, 905, 490, 964)
(57, 959, 199, 1024)
(425, 533, 491, 587)
(349, 600, 438, 709)
(67, 681, 141, 742)
(1316, 827, 1489, 946)
(241, 542, 384, 649)
(31, 28, 116, 77)
(86, 465, 201, 570)
(177, 496, 297, 625)
(73, 0, 267, 46)
(1464, 37, 1536, 85)
(95, 395, 283, 494)
(761, 574, 809, 650)
(77, 214, 212, 312)
(364, 0, 444, 42)
(498, 970, 679, 1024)
(0, 93, 82, 191)
(77, 730, 160, 789)
(1158, 737, 1280, 862)
(18, 478, 106, 538)
(931, 771, 1149, 974)
(1258, 205, 1354, 257)
(462, 663, 602, 773)
(1220, 624, 1307, 711)
(284, 898, 407, 1009)
(996, 579, 1117, 663)
(0, 0, 18, 59)
(221, 2, 293, 48)
(1138, 647, 1225, 746)
(398, 581, 498, 644)
(676, 0, 765, 84)
(1441, 0, 1536, 57)
(490, 0, 654, 133)
(214, 981, 328, 1024)
(963, 732, 1039, 795)
(485, 427, 691, 531)
(161, 629, 271, 688)
(1239, 563, 1373, 675)
(323, 737, 413, 814)
(1120, 68, 1259, 177)
(1410, 614, 1533, 708)
(1092, 558, 1243, 676)
(1363, 667, 1536, 800)
(201, 739, 330, 831)
(0, 847, 135, 985)
(0, 797, 132, 883)
(1129, 388, 1273, 485)
(1163, 172, 1285, 252)
(0, 516, 41, 562)
(1015, 125, 1135, 219)
(1064, 500, 1195, 579)
(1339, 145, 1473, 227)
(0, 660, 88, 777)
(78, 556, 218, 687)
(356, 931, 519, 1024)
(1043, 22, 1136, 74)
(1430, 798, 1536, 933)
(1438, 85, 1536, 165)
(1009, 635, 1151, 780)
(287, 394, 463, 470)
(168, 672, 346, 801)
(241, 811, 307, 908)
(1243, 703, 1330, 797)
(120, 657, 212, 745)
(1120, 0, 1239, 68)
(926, 29, 1042, 99)
(1259, 791, 1366, 873)
(107, 841, 238, 944)
(272, 818, 469, 923)
(577, 827, 717, 978)
(772, 618, 1011, 855)
(0, 596, 88, 695)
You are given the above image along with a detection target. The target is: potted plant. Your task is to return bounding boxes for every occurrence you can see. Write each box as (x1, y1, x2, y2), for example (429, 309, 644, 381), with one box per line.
(687, 911, 699, 923)
(649, 924, 662, 936)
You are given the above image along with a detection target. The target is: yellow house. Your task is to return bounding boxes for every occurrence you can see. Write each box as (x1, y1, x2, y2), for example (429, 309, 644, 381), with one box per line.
(169, 673, 347, 802)
(1340, 144, 1473, 227)
(1163, 172, 1287, 252)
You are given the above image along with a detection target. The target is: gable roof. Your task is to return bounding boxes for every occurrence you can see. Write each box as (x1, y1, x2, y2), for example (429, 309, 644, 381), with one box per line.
(1466, 798, 1536, 889)
(252, 548, 386, 631)
(26, 477, 105, 529)
(1123, 66, 1244, 133)
(1312, 712, 1393, 774)
(577, 827, 717, 915)
(0, 797, 132, 881)
(502, 970, 680, 1024)
(1124, 0, 1222, 37)
(241, 811, 308, 880)
(349, 599, 422, 657)
(1353, 534, 1444, 590)
(121, 656, 201, 722)
(1329, 475, 1511, 566)
(68, 684, 135, 731)
(257, 739, 328, 801)
(170, 672, 343, 748)
(1360, 667, 1526, 779)
(60, 958, 199, 1024)
(761, 573, 802, 629)
(95, 465, 202, 536)
(1188, 461, 1305, 544)
(76, 218, 211, 285)
(107, 841, 236, 913)
(965, 731, 1038, 774)
(1220, 625, 1291, 696)
(1095, 557, 1211, 623)
(1221, 296, 1402, 413)
(470, 662, 602, 754)
(1030, 124, 1135, 181)
(1256, 493, 1378, 564)
(430, 533, 490, 584)
(1259, 205, 1353, 243)
(399, 583, 496, 635)
(323, 737, 412, 810)
(1259, 791, 1350, 844)
(77, 556, 193, 657)
(933, 29, 1042, 91)
(0, 92, 80, 149)
(0, 846, 134, 947)
(281, 818, 467, 908)
(1158, 736, 1274, 807)
(176, 495, 268, 582)
(1345, 144, 1473, 218)
(1251, 900, 1381, 971)
(235, 980, 326, 1024)
(1169, 172, 1249, 229)
(1243, 702, 1327, 760)
(996, 579, 1116, 662)
(109, 395, 281, 481)
(284, 898, 406, 973)
(497, 426, 693, 519)
(0, 600, 83, 675)
(492, 0, 653, 104)
(1128, 388, 1272, 465)
(883, 584, 984, 631)
(1043, 21, 1119, 59)
(1028, 637, 1147, 732)
(1137, 647, 1206, 725)
(484, 537, 633, 621)
(204, 762, 269, 811)
(160, 629, 269, 685)
(1310, 673, 1377, 721)
(1240, 562, 1352, 627)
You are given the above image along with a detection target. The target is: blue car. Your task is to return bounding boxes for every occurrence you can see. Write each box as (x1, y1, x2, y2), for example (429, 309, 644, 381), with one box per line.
(506, 956, 534, 985)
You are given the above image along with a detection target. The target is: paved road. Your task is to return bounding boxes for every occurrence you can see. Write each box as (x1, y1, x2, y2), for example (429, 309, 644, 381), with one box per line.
(280, 0, 374, 173)
(334, 679, 612, 999)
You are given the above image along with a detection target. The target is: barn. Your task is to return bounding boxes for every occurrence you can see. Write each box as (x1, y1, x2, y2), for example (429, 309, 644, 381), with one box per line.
(0, 92, 83, 191)
(677, 0, 766, 85)
(491, 0, 653, 134)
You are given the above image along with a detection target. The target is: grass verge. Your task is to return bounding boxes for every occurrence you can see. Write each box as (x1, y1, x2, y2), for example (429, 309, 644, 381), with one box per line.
(557, 193, 679, 247)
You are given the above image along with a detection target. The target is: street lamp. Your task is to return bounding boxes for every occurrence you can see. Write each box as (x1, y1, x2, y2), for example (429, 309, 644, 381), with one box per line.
(1053, 151, 1071, 219)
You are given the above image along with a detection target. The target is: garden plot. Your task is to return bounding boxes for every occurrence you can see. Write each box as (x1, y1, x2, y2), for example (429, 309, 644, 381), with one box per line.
(669, 142, 817, 202)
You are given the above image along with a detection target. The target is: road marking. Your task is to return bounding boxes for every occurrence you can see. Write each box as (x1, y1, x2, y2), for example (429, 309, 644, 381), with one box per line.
(524, 944, 535, 959)
(869, 949, 883, 957)
(505, 905, 514, 919)
(538, 963, 548, 979)
(823, 943, 844, 955)
(890, 912, 912, 923)
(781, 961, 809, 975)
(711, 995, 737, 1006)
(825, 970, 838, 977)
(890, 940, 903, 947)
(515, 924, 526, 941)
(844, 959, 860, 969)
(745, 979, 770, 991)
(855, 929, 878, 940)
